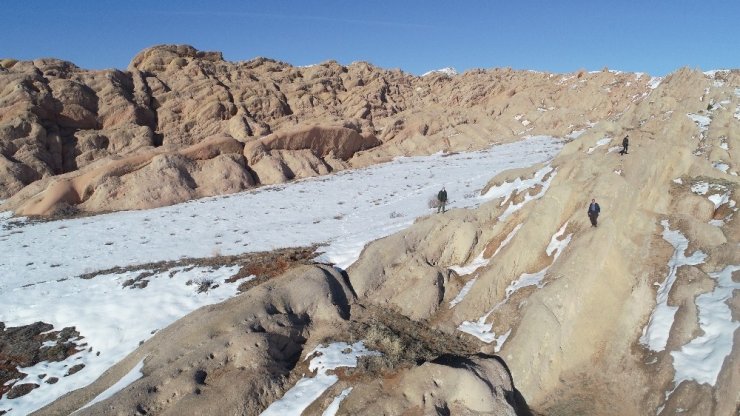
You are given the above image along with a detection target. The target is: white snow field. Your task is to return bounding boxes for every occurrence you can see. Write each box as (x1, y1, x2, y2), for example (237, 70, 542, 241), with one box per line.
(0, 136, 562, 415)
(0, 266, 242, 415)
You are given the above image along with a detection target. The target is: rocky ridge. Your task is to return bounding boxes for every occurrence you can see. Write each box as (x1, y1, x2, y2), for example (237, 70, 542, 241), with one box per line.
(1, 46, 738, 415)
(26, 66, 740, 415)
(2, 44, 655, 215)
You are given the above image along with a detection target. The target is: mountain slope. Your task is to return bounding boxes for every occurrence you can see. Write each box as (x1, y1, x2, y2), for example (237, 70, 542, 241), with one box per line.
(0, 48, 738, 415)
(1, 45, 655, 215)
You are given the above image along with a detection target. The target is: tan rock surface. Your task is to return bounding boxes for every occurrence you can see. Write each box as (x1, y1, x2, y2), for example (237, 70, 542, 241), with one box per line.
(3, 48, 739, 416)
(2, 45, 657, 215)
(1, 134, 251, 215)
(36, 264, 528, 416)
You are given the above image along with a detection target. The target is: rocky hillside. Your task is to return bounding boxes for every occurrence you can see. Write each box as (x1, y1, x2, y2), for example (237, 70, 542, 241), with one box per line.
(2, 46, 738, 415)
(22, 66, 740, 415)
(1, 44, 655, 215)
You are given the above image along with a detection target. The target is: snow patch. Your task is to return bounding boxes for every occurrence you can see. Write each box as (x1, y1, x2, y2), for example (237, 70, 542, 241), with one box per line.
(707, 192, 730, 209)
(449, 278, 477, 308)
(587, 137, 612, 154)
(687, 113, 711, 134)
(566, 129, 587, 139)
(449, 252, 490, 276)
(712, 161, 730, 173)
(493, 223, 523, 258)
(640, 221, 706, 352)
(691, 181, 731, 209)
(647, 77, 663, 89)
(708, 219, 725, 227)
(77, 358, 146, 411)
(690, 181, 710, 195)
(449, 223, 523, 308)
(421, 67, 458, 77)
(261, 342, 379, 416)
(322, 387, 352, 416)
(703, 69, 730, 78)
(673, 178, 683, 185)
(480, 166, 557, 221)
(458, 223, 572, 348)
(671, 265, 740, 386)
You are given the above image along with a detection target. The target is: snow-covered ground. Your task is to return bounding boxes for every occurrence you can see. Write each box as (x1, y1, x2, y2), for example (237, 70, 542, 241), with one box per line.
(0, 136, 563, 415)
(647, 228, 740, 407)
(690, 181, 735, 212)
(322, 387, 352, 416)
(0, 266, 242, 415)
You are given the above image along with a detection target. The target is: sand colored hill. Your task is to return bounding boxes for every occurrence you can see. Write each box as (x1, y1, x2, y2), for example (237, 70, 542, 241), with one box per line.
(3, 45, 739, 414)
(35, 265, 529, 416)
(28, 66, 740, 415)
(1, 45, 656, 215)
(346, 68, 740, 414)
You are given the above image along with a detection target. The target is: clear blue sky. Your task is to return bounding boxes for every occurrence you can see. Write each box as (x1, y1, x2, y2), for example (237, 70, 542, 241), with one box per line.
(1, 0, 737, 76)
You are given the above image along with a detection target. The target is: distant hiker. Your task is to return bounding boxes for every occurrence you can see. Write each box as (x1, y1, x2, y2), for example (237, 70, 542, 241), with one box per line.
(620, 135, 629, 155)
(588, 198, 601, 227)
(437, 187, 448, 213)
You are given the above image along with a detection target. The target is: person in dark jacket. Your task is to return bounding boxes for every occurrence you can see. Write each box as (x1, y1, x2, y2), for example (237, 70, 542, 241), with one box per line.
(620, 135, 629, 155)
(437, 187, 448, 213)
(588, 199, 601, 227)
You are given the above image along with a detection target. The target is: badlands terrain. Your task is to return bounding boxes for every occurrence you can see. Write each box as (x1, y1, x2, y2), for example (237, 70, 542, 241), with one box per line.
(0, 45, 738, 415)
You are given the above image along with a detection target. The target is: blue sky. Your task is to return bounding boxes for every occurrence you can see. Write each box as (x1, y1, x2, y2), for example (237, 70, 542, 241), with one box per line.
(1, 1, 737, 76)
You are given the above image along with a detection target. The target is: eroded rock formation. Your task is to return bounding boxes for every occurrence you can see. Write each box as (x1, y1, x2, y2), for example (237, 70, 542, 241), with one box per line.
(2, 44, 656, 215)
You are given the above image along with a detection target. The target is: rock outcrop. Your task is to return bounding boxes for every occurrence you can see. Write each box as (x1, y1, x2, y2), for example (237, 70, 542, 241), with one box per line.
(3, 48, 738, 416)
(347, 68, 740, 415)
(36, 265, 530, 416)
(1, 45, 656, 215)
(2, 134, 252, 215)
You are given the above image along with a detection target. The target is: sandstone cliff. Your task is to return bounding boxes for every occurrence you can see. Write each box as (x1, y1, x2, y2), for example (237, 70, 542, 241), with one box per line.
(1, 45, 654, 215)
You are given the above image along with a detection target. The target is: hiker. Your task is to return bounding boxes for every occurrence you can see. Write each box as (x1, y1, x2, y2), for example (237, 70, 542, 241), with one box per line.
(437, 187, 448, 213)
(588, 198, 601, 227)
(620, 135, 629, 155)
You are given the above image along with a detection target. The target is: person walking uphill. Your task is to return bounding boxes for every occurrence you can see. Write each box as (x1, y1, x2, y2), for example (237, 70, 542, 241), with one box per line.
(588, 198, 601, 227)
(620, 135, 629, 155)
(437, 187, 448, 213)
